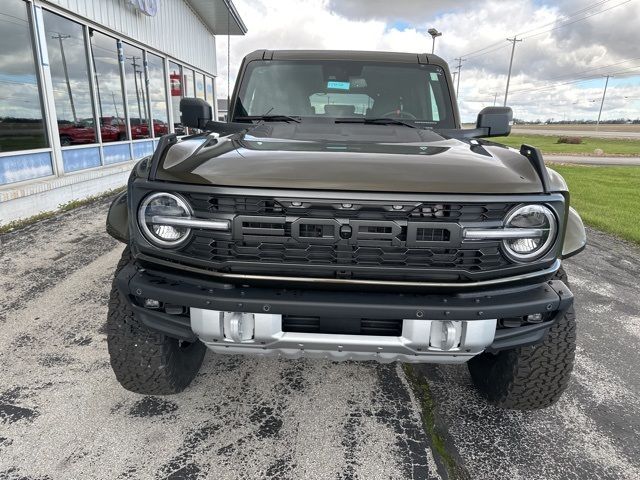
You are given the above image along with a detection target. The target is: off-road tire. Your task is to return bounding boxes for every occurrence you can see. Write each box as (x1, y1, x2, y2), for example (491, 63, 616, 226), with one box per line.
(467, 267, 576, 410)
(107, 248, 206, 394)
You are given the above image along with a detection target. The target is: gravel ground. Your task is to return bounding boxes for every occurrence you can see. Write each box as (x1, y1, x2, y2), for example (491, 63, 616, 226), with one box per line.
(417, 228, 640, 480)
(0, 197, 639, 479)
(0, 198, 442, 480)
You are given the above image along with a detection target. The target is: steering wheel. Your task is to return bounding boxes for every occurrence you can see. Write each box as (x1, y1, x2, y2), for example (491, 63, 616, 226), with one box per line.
(381, 110, 418, 120)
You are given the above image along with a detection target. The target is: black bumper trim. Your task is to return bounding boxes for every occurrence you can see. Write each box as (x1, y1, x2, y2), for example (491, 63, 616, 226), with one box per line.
(117, 262, 574, 350)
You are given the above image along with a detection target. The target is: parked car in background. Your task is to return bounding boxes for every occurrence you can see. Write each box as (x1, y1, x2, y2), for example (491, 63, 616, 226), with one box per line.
(58, 118, 119, 145)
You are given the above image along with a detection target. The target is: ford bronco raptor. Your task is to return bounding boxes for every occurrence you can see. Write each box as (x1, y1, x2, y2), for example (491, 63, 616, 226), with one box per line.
(106, 50, 586, 410)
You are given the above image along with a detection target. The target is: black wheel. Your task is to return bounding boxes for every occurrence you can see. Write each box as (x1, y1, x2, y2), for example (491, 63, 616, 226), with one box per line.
(467, 267, 576, 410)
(60, 135, 72, 146)
(106, 248, 206, 395)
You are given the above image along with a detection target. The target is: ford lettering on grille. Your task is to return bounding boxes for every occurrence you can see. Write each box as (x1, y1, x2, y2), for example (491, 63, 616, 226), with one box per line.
(232, 215, 462, 248)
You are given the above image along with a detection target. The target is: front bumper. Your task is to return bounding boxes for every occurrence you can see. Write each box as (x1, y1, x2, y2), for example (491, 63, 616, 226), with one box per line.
(116, 261, 573, 363)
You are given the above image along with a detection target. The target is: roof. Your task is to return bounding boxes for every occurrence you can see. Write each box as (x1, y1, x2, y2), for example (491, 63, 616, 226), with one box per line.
(244, 50, 447, 66)
(186, 0, 247, 35)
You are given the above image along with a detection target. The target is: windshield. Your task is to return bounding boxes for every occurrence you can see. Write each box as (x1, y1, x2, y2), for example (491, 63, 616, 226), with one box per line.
(234, 60, 455, 128)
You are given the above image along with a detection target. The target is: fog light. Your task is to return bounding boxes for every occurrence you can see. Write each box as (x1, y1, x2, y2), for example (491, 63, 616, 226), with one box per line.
(429, 320, 463, 351)
(143, 298, 160, 309)
(526, 313, 544, 323)
(223, 312, 255, 342)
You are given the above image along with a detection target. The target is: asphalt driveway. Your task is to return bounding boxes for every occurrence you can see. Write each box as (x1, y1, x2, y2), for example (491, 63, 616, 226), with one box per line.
(0, 197, 638, 479)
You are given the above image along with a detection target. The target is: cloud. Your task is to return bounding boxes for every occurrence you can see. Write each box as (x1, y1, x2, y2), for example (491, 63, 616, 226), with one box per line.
(326, 0, 470, 22)
(217, 0, 640, 121)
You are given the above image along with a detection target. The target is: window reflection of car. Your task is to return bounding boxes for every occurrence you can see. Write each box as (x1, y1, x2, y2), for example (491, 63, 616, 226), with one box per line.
(152, 119, 168, 136)
(129, 117, 151, 139)
(100, 116, 129, 141)
(58, 118, 119, 145)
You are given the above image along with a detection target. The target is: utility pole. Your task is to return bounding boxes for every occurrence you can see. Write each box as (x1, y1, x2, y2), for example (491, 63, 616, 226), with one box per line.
(493, 92, 498, 106)
(504, 37, 523, 106)
(128, 56, 142, 121)
(454, 57, 466, 98)
(596, 75, 610, 130)
(111, 92, 120, 119)
(52, 34, 77, 123)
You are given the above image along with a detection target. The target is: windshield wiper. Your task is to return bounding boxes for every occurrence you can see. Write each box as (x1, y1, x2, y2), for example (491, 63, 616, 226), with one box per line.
(235, 115, 301, 123)
(335, 117, 419, 129)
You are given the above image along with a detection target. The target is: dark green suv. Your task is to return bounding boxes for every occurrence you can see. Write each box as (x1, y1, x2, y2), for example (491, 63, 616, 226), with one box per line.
(106, 50, 586, 410)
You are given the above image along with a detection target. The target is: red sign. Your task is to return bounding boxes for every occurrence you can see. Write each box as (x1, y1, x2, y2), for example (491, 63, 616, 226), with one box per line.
(170, 73, 182, 97)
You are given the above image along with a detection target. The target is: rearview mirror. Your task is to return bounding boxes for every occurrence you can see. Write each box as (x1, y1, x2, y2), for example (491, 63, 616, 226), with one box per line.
(180, 98, 212, 129)
(476, 107, 513, 137)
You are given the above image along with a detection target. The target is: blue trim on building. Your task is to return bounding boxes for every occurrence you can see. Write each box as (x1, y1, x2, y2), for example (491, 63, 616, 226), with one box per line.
(62, 147, 101, 172)
(103, 143, 133, 165)
(0, 151, 53, 185)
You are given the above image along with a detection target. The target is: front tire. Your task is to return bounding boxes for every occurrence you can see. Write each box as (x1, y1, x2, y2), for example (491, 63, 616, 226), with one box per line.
(106, 248, 206, 394)
(467, 268, 576, 410)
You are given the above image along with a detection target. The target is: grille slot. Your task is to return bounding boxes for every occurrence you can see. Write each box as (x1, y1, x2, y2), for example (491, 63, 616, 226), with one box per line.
(282, 315, 403, 336)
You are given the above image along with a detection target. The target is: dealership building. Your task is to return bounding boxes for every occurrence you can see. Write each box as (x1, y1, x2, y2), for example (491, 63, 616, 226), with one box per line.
(0, 0, 246, 225)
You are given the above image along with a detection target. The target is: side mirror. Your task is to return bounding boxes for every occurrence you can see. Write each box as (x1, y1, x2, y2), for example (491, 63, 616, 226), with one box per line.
(476, 106, 513, 137)
(180, 98, 212, 129)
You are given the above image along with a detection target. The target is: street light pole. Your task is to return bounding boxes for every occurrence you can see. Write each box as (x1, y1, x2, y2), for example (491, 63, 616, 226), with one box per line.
(596, 75, 610, 131)
(504, 36, 523, 106)
(428, 28, 442, 54)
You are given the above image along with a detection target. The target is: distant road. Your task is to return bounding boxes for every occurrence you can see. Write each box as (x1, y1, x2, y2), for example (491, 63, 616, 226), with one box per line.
(545, 155, 640, 166)
(513, 126, 640, 140)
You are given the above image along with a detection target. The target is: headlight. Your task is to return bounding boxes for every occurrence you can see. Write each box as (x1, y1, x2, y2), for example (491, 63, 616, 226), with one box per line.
(502, 204, 557, 261)
(138, 192, 192, 248)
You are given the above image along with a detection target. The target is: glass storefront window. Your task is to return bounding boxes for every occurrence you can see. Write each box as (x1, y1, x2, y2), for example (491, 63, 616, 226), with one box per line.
(195, 73, 205, 100)
(205, 76, 214, 102)
(43, 10, 97, 147)
(123, 42, 150, 140)
(89, 30, 127, 142)
(0, 2, 48, 152)
(168, 61, 183, 134)
(147, 53, 168, 138)
(183, 67, 194, 97)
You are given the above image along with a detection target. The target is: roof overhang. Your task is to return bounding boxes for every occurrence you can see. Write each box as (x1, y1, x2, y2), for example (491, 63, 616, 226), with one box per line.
(186, 0, 247, 35)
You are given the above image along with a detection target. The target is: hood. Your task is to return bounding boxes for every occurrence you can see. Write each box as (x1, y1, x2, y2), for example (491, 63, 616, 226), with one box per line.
(155, 123, 544, 194)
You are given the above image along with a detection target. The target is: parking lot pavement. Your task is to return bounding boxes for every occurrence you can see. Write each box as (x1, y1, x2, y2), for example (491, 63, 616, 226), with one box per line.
(0, 198, 442, 480)
(417, 228, 640, 480)
(1, 198, 639, 480)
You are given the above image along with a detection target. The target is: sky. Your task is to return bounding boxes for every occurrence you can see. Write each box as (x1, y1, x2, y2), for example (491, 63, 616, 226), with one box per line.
(217, 0, 640, 123)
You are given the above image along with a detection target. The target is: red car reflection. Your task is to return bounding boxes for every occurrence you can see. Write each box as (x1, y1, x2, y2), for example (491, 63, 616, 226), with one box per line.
(58, 118, 167, 146)
(58, 119, 120, 145)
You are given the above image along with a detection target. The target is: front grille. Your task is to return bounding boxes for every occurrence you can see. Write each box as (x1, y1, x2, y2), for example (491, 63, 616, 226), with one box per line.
(179, 194, 515, 281)
(282, 315, 403, 336)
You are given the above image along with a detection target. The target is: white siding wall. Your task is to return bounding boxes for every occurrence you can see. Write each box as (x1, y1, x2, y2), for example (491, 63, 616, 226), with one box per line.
(41, 0, 217, 74)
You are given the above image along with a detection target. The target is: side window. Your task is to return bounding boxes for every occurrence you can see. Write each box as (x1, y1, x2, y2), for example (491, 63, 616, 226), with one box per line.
(168, 62, 183, 134)
(43, 10, 96, 145)
(89, 30, 126, 142)
(0, 0, 48, 152)
(122, 43, 149, 139)
(147, 53, 168, 137)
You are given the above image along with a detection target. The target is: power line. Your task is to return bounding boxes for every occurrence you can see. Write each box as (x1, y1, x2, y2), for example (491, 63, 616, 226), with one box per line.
(458, 0, 620, 60)
(520, 0, 632, 40)
(508, 67, 640, 96)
